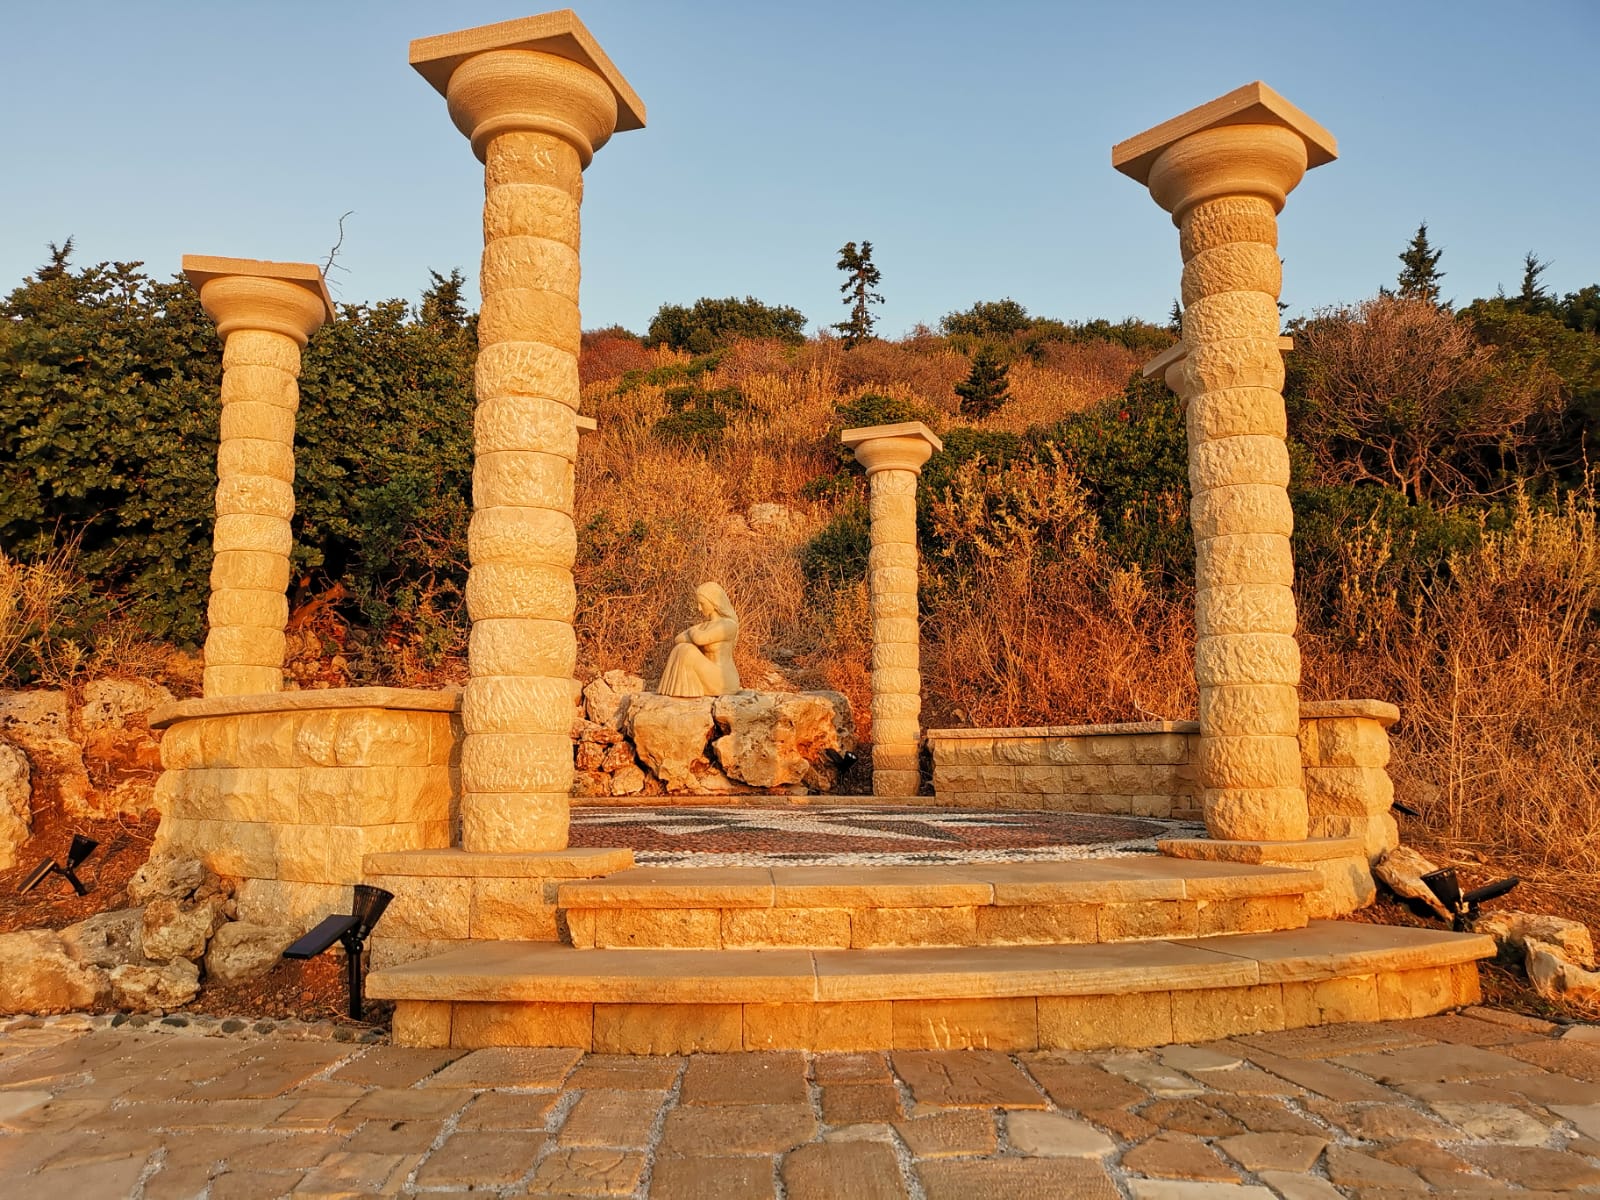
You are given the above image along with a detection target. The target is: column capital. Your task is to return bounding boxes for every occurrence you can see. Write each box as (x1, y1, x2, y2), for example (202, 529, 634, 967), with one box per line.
(183, 255, 334, 345)
(411, 10, 646, 164)
(843, 421, 943, 476)
(1112, 81, 1337, 222)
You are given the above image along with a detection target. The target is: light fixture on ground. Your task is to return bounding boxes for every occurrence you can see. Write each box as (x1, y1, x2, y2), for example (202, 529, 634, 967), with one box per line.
(282, 884, 394, 1019)
(1421, 867, 1521, 932)
(18, 834, 99, 897)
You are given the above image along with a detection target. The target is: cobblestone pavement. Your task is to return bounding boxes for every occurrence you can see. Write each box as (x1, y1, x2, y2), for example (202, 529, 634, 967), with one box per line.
(3, 1008, 1600, 1197)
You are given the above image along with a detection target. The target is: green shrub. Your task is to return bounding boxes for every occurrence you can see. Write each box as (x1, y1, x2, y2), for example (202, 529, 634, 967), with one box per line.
(801, 503, 871, 589)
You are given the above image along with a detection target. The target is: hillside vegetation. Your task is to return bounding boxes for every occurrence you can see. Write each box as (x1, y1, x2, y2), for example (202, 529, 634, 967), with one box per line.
(5, 243, 1600, 871)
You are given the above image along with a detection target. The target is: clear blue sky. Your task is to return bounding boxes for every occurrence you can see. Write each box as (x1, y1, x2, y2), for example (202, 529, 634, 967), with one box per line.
(2, 1, 1595, 335)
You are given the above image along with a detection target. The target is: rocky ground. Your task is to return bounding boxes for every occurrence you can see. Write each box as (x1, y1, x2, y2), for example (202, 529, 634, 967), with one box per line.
(2, 1007, 1600, 1197)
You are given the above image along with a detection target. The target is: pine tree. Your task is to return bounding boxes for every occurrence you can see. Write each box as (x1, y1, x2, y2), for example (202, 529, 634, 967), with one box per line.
(1397, 222, 1445, 305)
(834, 240, 882, 348)
(954, 346, 1011, 418)
(1516, 252, 1552, 314)
(420, 268, 469, 331)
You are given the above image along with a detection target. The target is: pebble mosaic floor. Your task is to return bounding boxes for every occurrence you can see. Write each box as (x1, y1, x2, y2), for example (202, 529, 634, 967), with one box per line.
(567, 806, 1205, 867)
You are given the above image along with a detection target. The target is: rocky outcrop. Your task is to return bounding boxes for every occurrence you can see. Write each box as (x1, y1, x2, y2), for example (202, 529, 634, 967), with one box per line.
(1374, 846, 1451, 920)
(712, 691, 853, 789)
(0, 738, 30, 871)
(1478, 910, 1596, 968)
(1526, 939, 1600, 1006)
(582, 670, 643, 729)
(59, 908, 146, 969)
(143, 896, 228, 963)
(0, 929, 111, 1014)
(205, 920, 292, 986)
(625, 695, 723, 793)
(0, 690, 90, 814)
(110, 958, 200, 1014)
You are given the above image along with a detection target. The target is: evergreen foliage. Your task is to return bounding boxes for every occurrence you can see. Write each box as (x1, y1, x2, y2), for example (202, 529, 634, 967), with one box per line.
(1397, 222, 1446, 305)
(645, 296, 806, 353)
(954, 346, 1012, 418)
(834, 241, 882, 347)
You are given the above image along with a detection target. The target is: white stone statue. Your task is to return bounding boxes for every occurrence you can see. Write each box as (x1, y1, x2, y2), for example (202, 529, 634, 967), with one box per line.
(657, 582, 741, 698)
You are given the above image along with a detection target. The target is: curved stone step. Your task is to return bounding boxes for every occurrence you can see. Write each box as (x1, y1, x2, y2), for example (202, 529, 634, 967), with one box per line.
(557, 858, 1324, 950)
(370, 921, 1495, 1052)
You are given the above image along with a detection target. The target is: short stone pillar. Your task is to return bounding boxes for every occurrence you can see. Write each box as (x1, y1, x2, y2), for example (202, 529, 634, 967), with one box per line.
(412, 13, 645, 852)
(1114, 82, 1337, 842)
(842, 421, 943, 796)
(183, 256, 333, 698)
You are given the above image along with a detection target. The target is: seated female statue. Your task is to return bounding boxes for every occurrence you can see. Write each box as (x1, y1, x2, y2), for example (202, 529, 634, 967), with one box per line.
(656, 582, 741, 698)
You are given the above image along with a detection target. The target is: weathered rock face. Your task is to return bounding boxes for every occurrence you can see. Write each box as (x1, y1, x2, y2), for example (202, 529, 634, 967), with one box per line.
(0, 690, 91, 814)
(0, 738, 30, 871)
(205, 921, 292, 986)
(712, 691, 853, 789)
(79, 679, 176, 731)
(625, 695, 720, 793)
(127, 855, 230, 907)
(1374, 846, 1451, 920)
(582, 670, 644, 729)
(1526, 938, 1600, 1006)
(1479, 911, 1596, 969)
(143, 896, 228, 963)
(60, 908, 146, 969)
(110, 957, 200, 1014)
(0, 929, 110, 1014)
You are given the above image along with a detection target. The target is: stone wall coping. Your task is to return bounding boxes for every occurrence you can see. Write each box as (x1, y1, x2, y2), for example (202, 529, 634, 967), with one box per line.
(927, 721, 1199, 740)
(151, 686, 462, 729)
(364, 847, 633, 879)
(1299, 699, 1401, 727)
(1160, 836, 1366, 864)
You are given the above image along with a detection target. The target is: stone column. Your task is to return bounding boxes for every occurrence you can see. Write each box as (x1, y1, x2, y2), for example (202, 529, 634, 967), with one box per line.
(1113, 83, 1337, 842)
(842, 422, 943, 796)
(182, 256, 333, 699)
(412, 14, 645, 852)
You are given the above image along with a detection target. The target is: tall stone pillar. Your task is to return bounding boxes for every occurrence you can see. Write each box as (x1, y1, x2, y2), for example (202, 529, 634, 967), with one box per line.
(1113, 83, 1337, 842)
(183, 256, 333, 699)
(412, 14, 645, 852)
(842, 422, 942, 796)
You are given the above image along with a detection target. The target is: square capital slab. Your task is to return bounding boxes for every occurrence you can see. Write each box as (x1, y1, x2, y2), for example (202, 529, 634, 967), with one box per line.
(410, 9, 645, 132)
(180, 255, 335, 324)
(841, 421, 944, 454)
(1112, 81, 1337, 186)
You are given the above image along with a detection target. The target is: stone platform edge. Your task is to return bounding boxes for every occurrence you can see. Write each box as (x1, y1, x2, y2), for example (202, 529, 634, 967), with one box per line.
(151, 686, 462, 729)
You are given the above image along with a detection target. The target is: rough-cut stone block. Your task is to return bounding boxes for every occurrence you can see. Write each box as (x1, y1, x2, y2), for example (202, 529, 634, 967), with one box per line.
(367, 875, 472, 940)
(1195, 895, 1306, 937)
(468, 505, 576, 566)
(1179, 338, 1286, 394)
(210, 549, 293, 593)
(892, 998, 1038, 1051)
(205, 624, 286, 669)
(468, 620, 576, 678)
(1280, 975, 1381, 1028)
(1182, 243, 1283, 306)
(465, 561, 577, 623)
(978, 904, 1099, 945)
(593, 908, 721, 949)
(722, 908, 851, 949)
(1197, 734, 1303, 790)
(452, 1001, 592, 1049)
(1200, 684, 1301, 737)
(224, 328, 303, 373)
(392, 1000, 452, 1048)
(214, 474, 295, 522)
(219, 400, 295, 444)
(477, 287, 580, 354)
(1202, 786, 1310, 843)
(1187, 386, 1288, 441)
(1171, 984, 1286, 1042)
(1377, 966, 1474, 1020)
(480, 235, 581, 300)
(1304, 766, 1393, 816)
(207, 587, 288, 632)
(475, 337, 580, 407)
(1100, 900, 1199, 942)
(470, 878, 560, 941)
(461, 791, 568, 854)
(852, 907, 978, 949)
(1195, 584, 1297, 638)
(461, 732, 572, 792)
(1038, 991, 1175, 1050)
(745, 1002, 892, 1052)
(1194, 532, 1294, 588)
(1180, 196, 1279, 258)
(1194, 634, 1300, 687)
(592, 1004, 743, 1054)
(1305, 718, 1390, 768)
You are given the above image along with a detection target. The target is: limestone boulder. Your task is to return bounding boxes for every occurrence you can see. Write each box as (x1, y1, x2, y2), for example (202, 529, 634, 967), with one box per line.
(127, 855, 231, 906)
(110, 957, 200, 1014)
(205, 921, 292, 986)
(60, 907, 146, 969)
(711, 691, 854, 789)
(1374, 846, 1451, 920)
(0, 738, 30, 872)
(1526, 939, 1600, 1007)
(0, 690, 90, 814)
(583, 670, 644, 728)
(142, 896, 227, 963)
(78, 678, 174, 731)
(1479, 911, 1596, 969)
(0, 929, 110, 1014)
(625, 694, 718, 792)
(572, 770, 610, 798)
(747, 503, 798, 534)
(610, 764, 646, 796)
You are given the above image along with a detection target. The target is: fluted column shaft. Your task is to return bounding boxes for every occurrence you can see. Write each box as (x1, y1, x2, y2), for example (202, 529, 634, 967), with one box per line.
(845, 422, 941, 797)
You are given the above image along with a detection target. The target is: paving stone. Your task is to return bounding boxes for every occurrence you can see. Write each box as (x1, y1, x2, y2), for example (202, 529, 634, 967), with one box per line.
(1236, 1022, 1424, 1060)
(918, 1158, 1120, 1200)
(37, 1127, 161, 1169)
(278, 1095, 360, 1127)
(1458, 1144, 1600, 1191)
(1429, 1099, 1553, 1144)
(0, 1088, 50, 1123)
(191, 1044, 352, 1100)
(1404, 1013, 1548, 1046)
(647, 1155, 778, 1199)
(1123, 1133, 1241, 1182)
(455, 1090, 560, 1130)
(1505, 1040, 1600, 1083)
(1375, 1138, 1492, 1190)
(568, 1053, 684, 1091)
(893, 1111, 997, 1158)
(1190, 1065, 1301, 1096)
(1254, 1171, 1345, 1200)
(894, 1049, 1046, 1109)
(1552, 1103, 1600, 1139)
(821, 1082, 902, 1124)
(1127, 1185, 1276, 1200)
(1564, 1024, 1600, 1043)
(528, 1147, 647, 1196)
(291, 1149, 415, 1196)
(1237, 1046, 1394, 1101)
(811, 1052, 893, 1085)
(1138, 1099, 1246, 1137)
(212, 1171, 308, 1200)
(1206, 1094, 1328, 1136)
(823, 1122, 897, 1143)
(1503, 1071, 1600, 1106)
(1216, 1131, 1327, 1172)
(328, 1046, 464, 1088)
(30, 1156, 154, 1197)
(1335, 1043, 1546, 1084)
(224, 1133, 348, 1173)
(142, 1158, 219, 1200)
(342, 1119, 448, 1154)
(782, 1142, 907, 1199)
(1304, 1098, 1458, 1142)
(415, 1129, 544, 1188)
(1021, 1057, 1150, 1109)
(1081, 1104, 1158, 1141)
(1005, 1111, 1116, 1157)
(658, 1104, 817, 1157)
(341, 1086, 468, 1122)
(421, 1046, 583, 1089)
(1106, 1056, 1206, 1098)
(1323, 1146, 1429, 1190)
(558, 1088, 667, 1147)
(1161, 1045, 1246, 1073)
(680, 1052, 809, 1106)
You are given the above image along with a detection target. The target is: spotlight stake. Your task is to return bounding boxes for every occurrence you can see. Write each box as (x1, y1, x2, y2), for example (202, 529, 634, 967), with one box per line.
(282, 884, 394, 1020)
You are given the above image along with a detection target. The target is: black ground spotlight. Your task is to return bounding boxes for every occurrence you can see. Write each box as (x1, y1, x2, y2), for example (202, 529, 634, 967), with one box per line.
(18, 834, 99, 897)
(282, 883, 394, 1019)
(824, 749, 859, 773)
(1421, 867, 1521, 932)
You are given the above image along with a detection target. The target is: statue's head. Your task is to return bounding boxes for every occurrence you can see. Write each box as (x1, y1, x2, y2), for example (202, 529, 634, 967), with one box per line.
(695, 581, 736, 620)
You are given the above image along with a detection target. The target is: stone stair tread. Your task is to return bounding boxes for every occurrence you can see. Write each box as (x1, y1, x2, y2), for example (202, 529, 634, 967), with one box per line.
(367, 920, 1493, 1006)
(556, 856, 1325, 911)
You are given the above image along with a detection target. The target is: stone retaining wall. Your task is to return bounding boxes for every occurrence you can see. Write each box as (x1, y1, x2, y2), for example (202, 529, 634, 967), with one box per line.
(149, 688, 460, 924)
(929, 700, 1400, 859)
